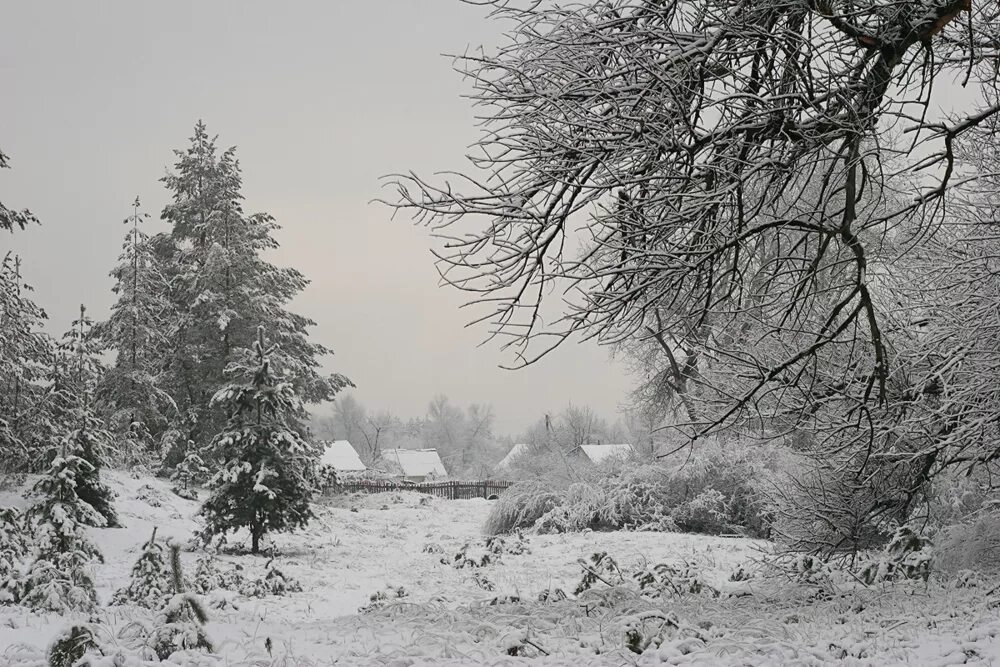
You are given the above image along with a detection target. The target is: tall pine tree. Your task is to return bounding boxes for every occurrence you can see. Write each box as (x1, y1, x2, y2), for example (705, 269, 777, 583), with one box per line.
(199, 327, 318, 554)
(155, 122, 351, 460)
(94, 197, 176, 460)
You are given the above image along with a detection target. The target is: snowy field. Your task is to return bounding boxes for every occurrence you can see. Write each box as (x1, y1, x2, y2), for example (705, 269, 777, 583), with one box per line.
(2, 471, 999, 666)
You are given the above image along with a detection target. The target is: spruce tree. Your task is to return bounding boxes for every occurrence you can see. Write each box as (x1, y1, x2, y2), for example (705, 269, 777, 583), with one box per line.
(94, 197, 176, 460)
(155, 122, 351, 459)
(199, 327, 319, 554)
(21, 447, 104, 613)
(112, 527, 173, 610)
(171, 442, 207, 499)
(54, 306, 119, 527)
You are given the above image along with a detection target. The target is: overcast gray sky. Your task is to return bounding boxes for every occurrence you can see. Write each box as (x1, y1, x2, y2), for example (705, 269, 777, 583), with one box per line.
(0, 1, 632, 435)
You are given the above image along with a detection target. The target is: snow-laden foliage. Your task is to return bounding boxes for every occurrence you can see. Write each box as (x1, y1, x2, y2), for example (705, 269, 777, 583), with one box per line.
(112, 528, 173, 610)
(486, 449, 771, 537)
(47, 624, 100, 667)
(170, 445, 207, 500)
(858, 526, 933, 585)
(149, 122, 351, 462)
(237, 561, 302, 598)
(148, 545, 212, 661)
(199, 327, 320, 554)
(93, 197, 176, 463)
(0, 254, 57, 473)
(0, 507, 28, 603)
(52, 306, 119, 527)
(21, 451, 104, 613)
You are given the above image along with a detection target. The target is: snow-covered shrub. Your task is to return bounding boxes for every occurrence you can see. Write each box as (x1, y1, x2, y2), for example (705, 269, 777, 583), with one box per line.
(934, 507, 1000, 573)
(622, 610, 682, 655)
(535, 482, 606, 533)
(483, 480, 561, 535)
(858, 526, 932, 584)
(487, 442, 772, 536)
(112, 528, 173, 609)
(48, 624, 99, 667)
(634, 562, 717, 598)
(574, 551, 718, 601)
(238, 561, 302, 597)
(669, 488, 730, 534)
(485, 531, 530, 556)
(445, 542, 496, 569)
(359, 585, 408, 613)
(574, 552, 624, 594)
(765, 447, 925, 555)
(192, 555, 245, 594)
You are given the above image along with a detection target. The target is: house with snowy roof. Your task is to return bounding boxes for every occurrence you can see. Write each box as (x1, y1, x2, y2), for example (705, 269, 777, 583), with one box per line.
(496, 443, 532, 473)
(569, 443, 636, 465)
(319, 440, 367, 473)
(381, 448, 447, 482)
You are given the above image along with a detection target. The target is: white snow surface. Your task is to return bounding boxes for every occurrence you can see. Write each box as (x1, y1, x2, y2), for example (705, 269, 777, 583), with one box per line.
(382, 448, 447, 478)
(318, 439, 367, 471)
(0, 471, 999, 665)
(578, 443, 635, 464)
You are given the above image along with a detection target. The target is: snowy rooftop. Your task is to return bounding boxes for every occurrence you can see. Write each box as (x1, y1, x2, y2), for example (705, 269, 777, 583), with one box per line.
(382, 448, 447, 478)
(497, 443, 531, 470)
(319, 440, 367, 471)
(578, 443, 635, 464)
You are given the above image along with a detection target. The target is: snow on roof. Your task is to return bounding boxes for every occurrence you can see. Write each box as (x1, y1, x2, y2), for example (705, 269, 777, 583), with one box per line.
(382, 448, 447, 478)
(497, 443, 532, 470)
(578, 443, 635, 464)
(319, 440, 366, 471)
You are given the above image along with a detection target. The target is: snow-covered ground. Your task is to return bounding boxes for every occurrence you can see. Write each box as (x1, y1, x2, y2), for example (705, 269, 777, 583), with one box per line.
(2, 471, 999, 666)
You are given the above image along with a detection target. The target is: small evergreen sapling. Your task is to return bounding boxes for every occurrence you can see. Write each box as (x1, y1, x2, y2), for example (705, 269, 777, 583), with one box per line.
(199, 327, 320, 554)
(112, 527, 173, 609)
(171, 443, 208, 500)
(53, 306, 120, 527)
(21, 448, 104, 613)
(149, 544, 212, 660)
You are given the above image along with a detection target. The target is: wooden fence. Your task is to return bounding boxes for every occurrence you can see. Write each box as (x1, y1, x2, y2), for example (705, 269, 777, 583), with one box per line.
(330, 479, 514, 500)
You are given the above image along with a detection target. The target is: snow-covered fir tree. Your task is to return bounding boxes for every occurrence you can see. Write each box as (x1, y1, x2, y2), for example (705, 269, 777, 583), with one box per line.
(94, 197, 176, 461)
(0, 255, 57, 472)
(21, 447, 105, 613)
(199, 327, 320, 554)
(112, 527, 173, 610)
(171, 442, 207, 499)
(154, 122, 351, 460)
(53, 306, 119, 527)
